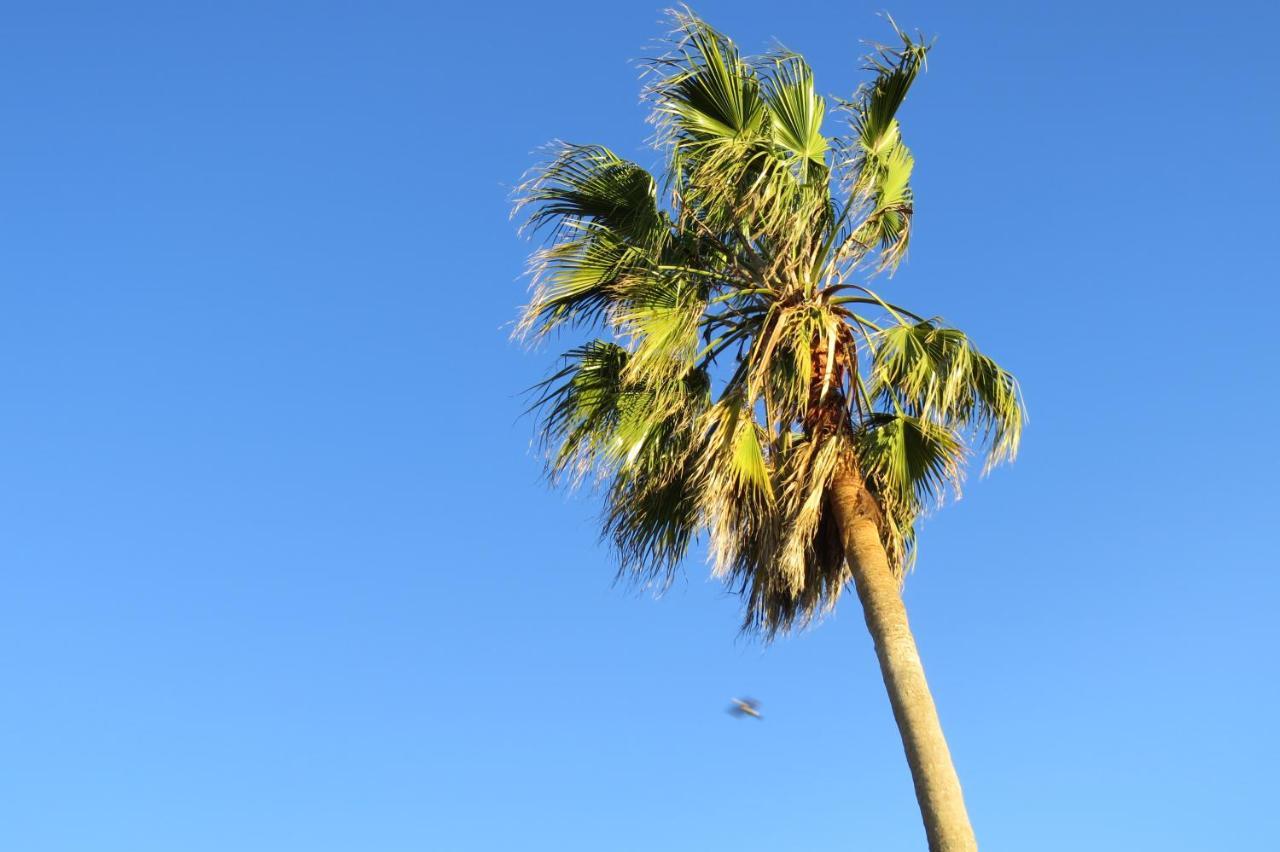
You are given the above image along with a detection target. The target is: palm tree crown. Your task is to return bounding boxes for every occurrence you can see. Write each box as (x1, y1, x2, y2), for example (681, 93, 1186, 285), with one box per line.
(516, 10, 1023, 637)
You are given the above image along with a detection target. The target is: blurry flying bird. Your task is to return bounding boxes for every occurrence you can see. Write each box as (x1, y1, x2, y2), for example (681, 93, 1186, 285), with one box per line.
(728, 698, 762, 719)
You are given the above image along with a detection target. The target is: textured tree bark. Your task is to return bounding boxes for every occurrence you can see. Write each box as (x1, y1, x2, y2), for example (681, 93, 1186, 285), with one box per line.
(829, 466, 979, 852)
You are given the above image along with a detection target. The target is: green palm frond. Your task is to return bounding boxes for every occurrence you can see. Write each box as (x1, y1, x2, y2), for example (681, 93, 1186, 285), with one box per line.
(848, 135, 914, 269)
(520, 143, 668, 242)
(602, 361, 714, 585)
(529, 340, 633, 481)
(854, 412, 964, 569)
(649, 11, 768, 146)
(869, 320, 1024, 472)
(761, 51, 828, 181)
(700, 397, 775, 574)
(616, 273, 708, 388)
(836, 21, 929, 271)
(604, 453, 704, 587)
(516, 146, 670, 338)
(646, 12, 831, 252)
(518, 10, 1023, 636)
(850, 22, 928, 162)
(857, 412, 964, 507)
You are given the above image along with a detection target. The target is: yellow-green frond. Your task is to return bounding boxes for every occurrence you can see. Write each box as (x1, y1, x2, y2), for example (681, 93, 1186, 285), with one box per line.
(516, 145, 670, 338)
(869, 320, 1025, 473)
(762, 52, 828, 181)
(649, 11, 767, 145)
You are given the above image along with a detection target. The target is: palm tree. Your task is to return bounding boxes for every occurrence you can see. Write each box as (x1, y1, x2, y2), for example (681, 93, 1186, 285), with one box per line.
(514, 10, 1023, 851)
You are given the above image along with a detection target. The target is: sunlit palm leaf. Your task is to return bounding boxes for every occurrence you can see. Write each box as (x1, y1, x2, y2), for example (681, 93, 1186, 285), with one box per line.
(761, 52, 828, 181)
(650, 12, 768, 146)
(517, 146, 670, 337)
(854, 412, 964, 569)
(837, 22, 929, 271)
(870, 320, 1024, 472)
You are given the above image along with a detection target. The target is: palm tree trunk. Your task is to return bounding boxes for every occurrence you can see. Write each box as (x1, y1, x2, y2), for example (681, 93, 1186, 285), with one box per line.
(830, 466, 978, 852)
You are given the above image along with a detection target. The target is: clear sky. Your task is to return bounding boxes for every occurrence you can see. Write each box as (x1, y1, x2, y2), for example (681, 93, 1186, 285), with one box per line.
(2, 1, 1278, 850)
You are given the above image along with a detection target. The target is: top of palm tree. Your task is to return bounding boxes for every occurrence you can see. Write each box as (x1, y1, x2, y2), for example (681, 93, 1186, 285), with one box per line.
(514, 8, 1024, 636)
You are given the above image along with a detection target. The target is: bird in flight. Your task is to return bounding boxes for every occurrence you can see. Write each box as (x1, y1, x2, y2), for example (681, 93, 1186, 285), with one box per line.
(728, 698, 762, 719)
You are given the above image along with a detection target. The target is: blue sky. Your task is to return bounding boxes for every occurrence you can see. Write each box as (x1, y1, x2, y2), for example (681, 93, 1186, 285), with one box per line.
(2, 1, 1278, 850)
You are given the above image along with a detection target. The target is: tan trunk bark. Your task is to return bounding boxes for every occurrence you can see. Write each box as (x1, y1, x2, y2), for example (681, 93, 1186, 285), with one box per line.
(830, 466, 978, 852)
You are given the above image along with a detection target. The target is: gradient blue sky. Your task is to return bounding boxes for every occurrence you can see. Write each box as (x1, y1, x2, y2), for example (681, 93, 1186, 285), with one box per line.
(2, 2, 1278, 850)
